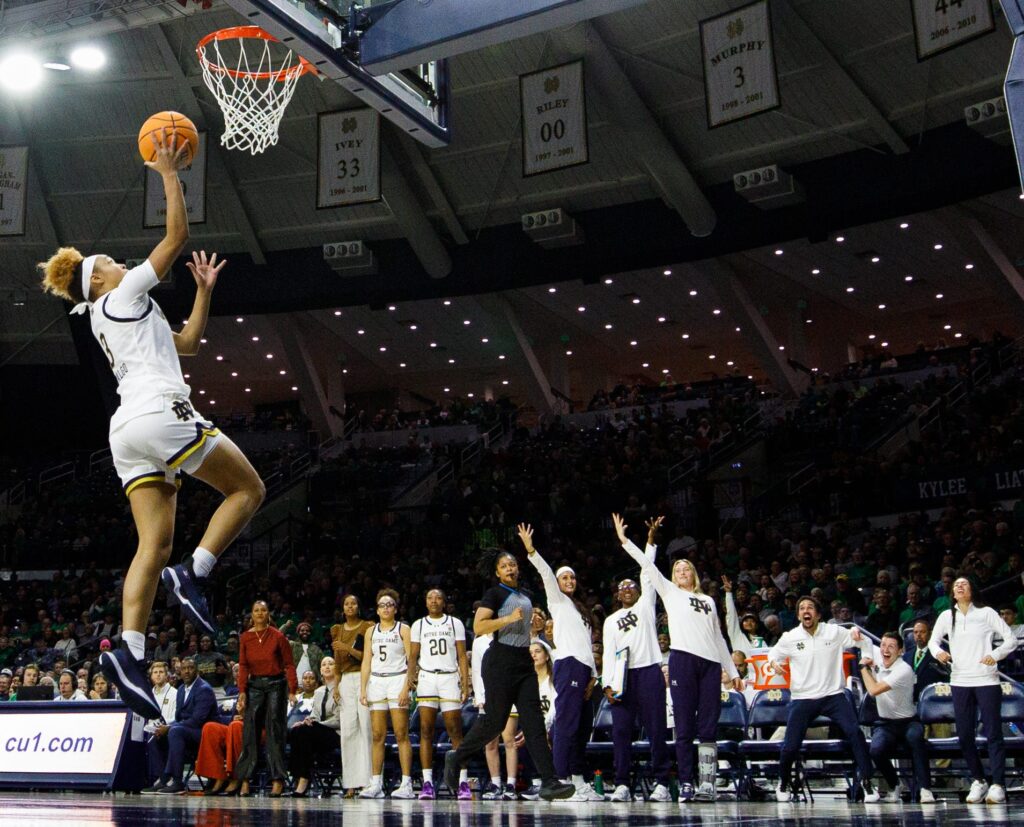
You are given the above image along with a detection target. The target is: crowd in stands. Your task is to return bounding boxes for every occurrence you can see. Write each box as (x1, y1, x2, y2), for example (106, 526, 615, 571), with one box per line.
(348, 397, 516, 433)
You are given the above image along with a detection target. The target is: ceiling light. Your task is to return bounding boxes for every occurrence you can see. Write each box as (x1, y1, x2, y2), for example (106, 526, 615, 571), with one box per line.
(778, 345, 785, 351)
(443, 300, 451, 305)
(965, 263, 974, 270)
(399, 362, 406, 368)
(501, 380, 509, 385)
(334, 310, 342, 316)
(481, 337, 489, 343)
(899, 222, 909, 229)
(689, 290, 698, 296)
(342, 369, 347, 374)
(199, 389, 206, 395)
(279, 370, 286, 375)
(870, 256, 880, 263)
(245, 387, 251, 393)
(448, 358, 455, 364)
(954, 332, 963, 338)
(0, 53, 43, 92)
(726, 360, 735, 366)
(252, 336, 259, 342)
(878, 304, 886, 310)
(200, 338, 207, 344)
(216, 355, 223, 361)
(604, 323, 613, 330)
(209, 400, 215, 405)
(774, 249, 783, 256)
(681, 333, 690, 339)
(805, 319, 813, 324)
(709, 354, 716, 360)
(835, 235, 845, 243)
(846, 286, 855, 293)
(944, 324, 952, 330)
(1020, 193, 1024, 200)
(265, 353, 273, 359)
(657, 316, 666, 323)
(409, 324, 417, 330)
(498, 354, 506, 359)
(881, 341, 889, 347)
(662, 369, 669, 374)
(292, 386, 298, 391)
(70, 46, 105, 70)
(42, 62, 70, 71)
(379, 346, 387, 352)
(231, 372, 238, 377)
(463, 319, 471, 325)
(713, 309, 721, 315)
(387, 305, 396, 311)
(357, 329, 365, 335)
(630, 340, 638, 346)
(868, 334, 876, 340)
(444, 387, 450, 393)
(577, 306, 586, 312)
(642, 362, 650, 368)
(735, 327, 741, 332)
(632, 297, 641, 304)
(565, 350, 573, 356)
(183, 373, 190, 380)
(663, 269, 672, 276)
(430, 342, 437, 348)
(811, 268, 820, 275)
(935, 293, 944, 299)
(604, 278, 613, 285)
(235, 317, 244, 323)
(933, 243, 943, 250)
(904, 275, 913, 282)
(548, 287, 557, 293)
(467, 393, 475, 398)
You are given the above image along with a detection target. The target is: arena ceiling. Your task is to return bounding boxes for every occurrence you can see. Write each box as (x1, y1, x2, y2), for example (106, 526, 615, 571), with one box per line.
(1, 0, 1024, 415)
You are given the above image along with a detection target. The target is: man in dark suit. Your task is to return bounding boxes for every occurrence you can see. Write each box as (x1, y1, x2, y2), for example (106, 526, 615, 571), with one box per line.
(142, 657, 219, 795)
(903, 619, 950, 700)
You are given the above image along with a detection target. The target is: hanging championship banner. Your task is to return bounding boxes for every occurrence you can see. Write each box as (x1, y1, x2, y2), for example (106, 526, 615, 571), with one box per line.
(700, 0, 780, 129)
(520, 60, 588, 177)
(317, 109, 381, 208)
(144, 132, 207, 228)
(911, 0, 995, 60)
(0, 146, 29, 237)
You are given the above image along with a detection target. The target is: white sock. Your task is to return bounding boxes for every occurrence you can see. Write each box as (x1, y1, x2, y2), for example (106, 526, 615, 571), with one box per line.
(491, 776, 502, 788)
(191, 547, 217, 578)
(532, 778, 541, 787)
(371, 775, 382, 787)
(572, 774, 585, 788)
(401, 775, 411, 786)
(459, 769, 469, 783)
(123, 630, 145, 660)
(507, 775, 517, 787)
(423, 769, 433, 783)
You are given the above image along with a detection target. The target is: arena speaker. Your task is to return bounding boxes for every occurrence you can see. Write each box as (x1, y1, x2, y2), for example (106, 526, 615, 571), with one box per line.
(521, 207, 584, 249)
(323, 240, 377, 276)
(965, 96, 1011, 145)
(733, 164, 804, 209)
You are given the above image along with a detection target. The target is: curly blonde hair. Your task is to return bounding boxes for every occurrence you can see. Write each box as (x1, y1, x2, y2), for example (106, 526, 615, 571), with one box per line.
(38, 246, 85, 303)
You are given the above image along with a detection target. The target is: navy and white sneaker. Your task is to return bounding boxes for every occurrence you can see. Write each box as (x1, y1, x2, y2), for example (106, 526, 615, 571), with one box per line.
(162, 557, 215, 635)
(678, 782, 695, 803)
(100, 649, 160, 719)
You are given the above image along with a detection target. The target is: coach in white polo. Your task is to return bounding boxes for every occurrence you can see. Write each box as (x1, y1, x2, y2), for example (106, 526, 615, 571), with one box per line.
(859, 631, 932, 803)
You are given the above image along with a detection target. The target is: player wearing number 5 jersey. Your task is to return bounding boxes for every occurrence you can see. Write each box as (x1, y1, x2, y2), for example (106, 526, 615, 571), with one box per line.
(38, 132, 265, 721)
(407, 589, 470, 799)
(360, 589, 414, 799)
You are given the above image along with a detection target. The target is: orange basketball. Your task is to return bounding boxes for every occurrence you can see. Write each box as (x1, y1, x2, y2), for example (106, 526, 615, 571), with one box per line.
(137, 111, 199, 164)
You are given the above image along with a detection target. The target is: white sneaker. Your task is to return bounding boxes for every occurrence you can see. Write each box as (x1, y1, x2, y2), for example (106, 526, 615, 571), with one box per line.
(390, 781, 416, 799)
(693, 781, 717, 802)
(890, 781, 905, 803)
(919, 788, 936, 804)
(863, 785, 882, 803)
(569, 784, 604, 802)
(358, 783, 384, 799)
(986, 783, 1006, 804)
(775, 785, 792, 803)
(648, 783, 672, 802)
(966, 779, 989, 804)
(608, 785, 632, 802)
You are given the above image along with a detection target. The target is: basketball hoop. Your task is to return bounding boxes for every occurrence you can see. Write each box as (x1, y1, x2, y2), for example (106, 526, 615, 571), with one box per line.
(197, 26, 315, 155)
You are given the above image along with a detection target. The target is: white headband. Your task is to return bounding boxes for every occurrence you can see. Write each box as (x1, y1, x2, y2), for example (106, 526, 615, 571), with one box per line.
(69, 254, 99, 316)
(555, 566, 575, 579)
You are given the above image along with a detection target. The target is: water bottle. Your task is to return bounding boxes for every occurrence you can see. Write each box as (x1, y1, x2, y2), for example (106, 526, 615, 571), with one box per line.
(669, 772, 679, 802)
(594, 769, 604, 796)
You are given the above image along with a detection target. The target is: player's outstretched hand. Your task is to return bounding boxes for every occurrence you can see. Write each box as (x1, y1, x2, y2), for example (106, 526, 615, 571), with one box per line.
(516, 523, 535, 553)
(611, 513, 628, 545)
(186, 250, 226, 292)
(145, 128, 191, 175)
(645, 515, 664, 545)
(721, 575, 733, 592)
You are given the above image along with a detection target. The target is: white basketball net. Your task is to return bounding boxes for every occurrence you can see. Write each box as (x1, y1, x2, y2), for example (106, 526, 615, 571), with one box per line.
(198, 30, 307, 155)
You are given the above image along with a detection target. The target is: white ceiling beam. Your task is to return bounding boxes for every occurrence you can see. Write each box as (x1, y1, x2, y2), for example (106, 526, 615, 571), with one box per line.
(151, 24, 268, 266)
(393, 132, 469, 246)
(774, 0, 908, 155)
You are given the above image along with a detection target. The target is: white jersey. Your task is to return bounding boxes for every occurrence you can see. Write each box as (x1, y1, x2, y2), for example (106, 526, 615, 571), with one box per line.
(768, 622, 859, 701)
(411, 614, 465, 673)
(370, 622, 408, 676)
(621, 541, 738, 679)
(471, 632, 492, 706)
(538, 674, 557, 731)
(527, 551, 597, 675)
(602, 540, 661, 688)
(87, 260, 190, 433)
(929, 603, 1017, 687)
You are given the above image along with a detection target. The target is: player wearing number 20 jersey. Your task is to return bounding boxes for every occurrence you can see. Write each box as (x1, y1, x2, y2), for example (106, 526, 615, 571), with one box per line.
(411, 614, 467, 712)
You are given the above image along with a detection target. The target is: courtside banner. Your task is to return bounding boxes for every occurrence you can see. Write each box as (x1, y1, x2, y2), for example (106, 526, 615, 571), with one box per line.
(0, 146, 28, 237)
(521, 60, 588, 177)
(700, 0, 779, 129)
(0, 709, 125, 775)
(317, 109, 381, 208)
(144, 132, 207, 228)
(911, 0, 995, 61)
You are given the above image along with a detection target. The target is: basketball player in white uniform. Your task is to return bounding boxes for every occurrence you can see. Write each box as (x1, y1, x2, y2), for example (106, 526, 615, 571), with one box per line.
(360, 589, 414, 799)
(407, 589, 470, 799)
(38, 133, 265, 720)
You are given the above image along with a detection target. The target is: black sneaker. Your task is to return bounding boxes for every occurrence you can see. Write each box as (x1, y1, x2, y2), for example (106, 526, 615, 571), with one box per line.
(443, 749, 460, 795)
(157, 779, 187, 795)
(162, 557, 216, 635)
(141, 778, 167, 795)
(100, 649, 160, 719)
(519, 784, 541, 801)
(539, 780, 575, 801)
